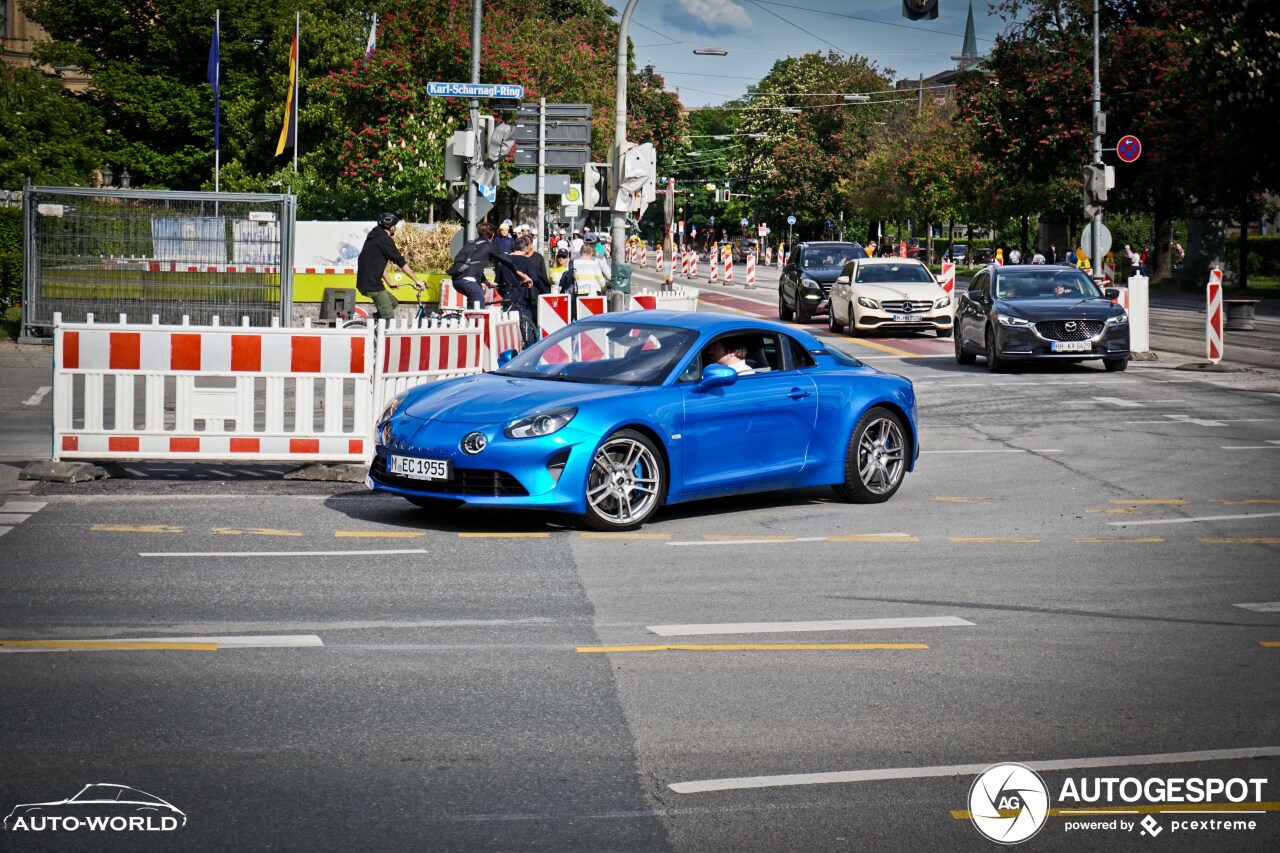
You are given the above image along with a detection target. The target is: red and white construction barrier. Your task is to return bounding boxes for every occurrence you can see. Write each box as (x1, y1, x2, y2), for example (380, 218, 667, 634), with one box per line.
(690, 252, 698, 279)
(1206, 269, 1223, 364)
(723, 245, 733, 284)
(939, 262, 956, 300)
(1103, 261, 1115, 285)
(765, 247, 773, 266)
(709, 247, 719, 283)
(745, 251, 756, 288)
(640, 244, 648, 267)
(656, 247, 665, 274)
(438, 279, 469, 310)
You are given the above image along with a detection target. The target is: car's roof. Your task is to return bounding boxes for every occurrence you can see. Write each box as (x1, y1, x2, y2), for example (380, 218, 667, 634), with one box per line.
(854, 256, 930, 266)
(801, 241, 860, 248)
(991, 264, 1088, 273)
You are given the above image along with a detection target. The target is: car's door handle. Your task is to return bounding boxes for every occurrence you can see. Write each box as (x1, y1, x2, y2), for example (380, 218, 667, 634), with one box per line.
(787, 388, 812, 399)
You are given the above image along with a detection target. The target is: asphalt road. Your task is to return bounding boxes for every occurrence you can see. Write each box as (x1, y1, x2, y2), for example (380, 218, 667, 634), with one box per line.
(1, 277, 1278, 851)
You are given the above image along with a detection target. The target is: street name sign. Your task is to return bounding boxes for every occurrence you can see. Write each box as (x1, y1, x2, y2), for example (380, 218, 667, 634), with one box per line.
(428, 82, 525, 99)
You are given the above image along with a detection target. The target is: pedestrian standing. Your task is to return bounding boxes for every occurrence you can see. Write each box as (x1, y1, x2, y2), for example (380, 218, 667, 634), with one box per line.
(1047, 243, 1058, 265)
(449, 222, 532, 308)
(494, 220, 515, 254)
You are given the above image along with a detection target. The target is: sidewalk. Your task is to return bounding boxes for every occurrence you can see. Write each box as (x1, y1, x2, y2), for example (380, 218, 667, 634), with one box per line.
(0, 339, 53, 495)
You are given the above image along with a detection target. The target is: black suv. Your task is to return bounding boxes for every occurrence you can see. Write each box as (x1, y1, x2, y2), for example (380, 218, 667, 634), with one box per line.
(778, 241, 864, 323)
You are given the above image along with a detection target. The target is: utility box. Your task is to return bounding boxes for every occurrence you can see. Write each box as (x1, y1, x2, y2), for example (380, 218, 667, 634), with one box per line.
(322, 287, 357, 321)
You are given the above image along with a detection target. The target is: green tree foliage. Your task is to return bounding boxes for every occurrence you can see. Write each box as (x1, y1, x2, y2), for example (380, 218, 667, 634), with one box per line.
(0, 64, 103, 187)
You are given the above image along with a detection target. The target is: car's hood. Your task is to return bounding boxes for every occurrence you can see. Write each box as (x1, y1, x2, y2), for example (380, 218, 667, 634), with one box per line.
(994, 298, 1121, 321)
(399, 373, 639, 424)
(852, 282, 945, 301)
(799, 268, 844, 283)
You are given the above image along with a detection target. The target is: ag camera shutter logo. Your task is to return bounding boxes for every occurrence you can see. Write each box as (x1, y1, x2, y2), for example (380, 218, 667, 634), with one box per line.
(968, 763, 1051, 844)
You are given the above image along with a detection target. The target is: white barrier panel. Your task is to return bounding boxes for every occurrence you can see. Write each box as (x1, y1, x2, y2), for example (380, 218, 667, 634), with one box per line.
(1125, 275, 1149, 353)
(373, 316, 484, 420)
(438, 279, 468, 310)
(633, 285, 699, 313)
(54, 314, 374, 462)
(467, 306, 523, 372)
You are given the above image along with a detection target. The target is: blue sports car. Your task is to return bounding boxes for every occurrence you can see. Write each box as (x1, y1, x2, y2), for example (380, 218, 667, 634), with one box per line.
(368, 310, 919, 530)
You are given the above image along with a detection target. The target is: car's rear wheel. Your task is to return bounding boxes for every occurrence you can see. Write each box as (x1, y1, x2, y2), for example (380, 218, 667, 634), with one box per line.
(583, 429, 666, 531)
(827, 306, 844, 334)
(832, 406, 908, 503)
(955, 328, 976, 364)
(1103, 356, 1129, 372)
(985, 326, 1005, 372)
(778, 293, 794, 322)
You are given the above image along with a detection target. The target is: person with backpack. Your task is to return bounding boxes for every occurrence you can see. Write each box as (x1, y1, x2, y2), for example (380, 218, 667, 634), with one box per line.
(356, 212, 425, 322)
(570, 235, 610, 295)
(447, 222, 532, 308)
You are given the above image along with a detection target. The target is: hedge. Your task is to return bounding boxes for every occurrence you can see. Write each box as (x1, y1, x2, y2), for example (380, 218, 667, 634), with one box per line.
(1224, 234, 1280, 277)
(0, 207, 20, 305)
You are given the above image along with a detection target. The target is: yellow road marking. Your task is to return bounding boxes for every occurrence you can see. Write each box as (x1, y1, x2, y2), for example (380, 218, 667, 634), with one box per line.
(1211, 499, 1280, 505)
(848, 338, 919, 357)
(1110, 498, 1187, 505)
(951, 802, 1280, 819)
(932, 496, 993, 503)
(91, 524, 182, 533)
(949, 536, 1041, 543)
(458, 532, 552, 538)
(828, 534, 920, 542)
(0, 640, 217, 651)
(704, 534, 795, 541)
(1200, 538, 1280, 545)
(577, 643, 929, 653)
(1073, 537, 1166, 543)
(1262, 642, 1280, 648)
(579, 532, 672, 540)
(334, 531, 426, 538)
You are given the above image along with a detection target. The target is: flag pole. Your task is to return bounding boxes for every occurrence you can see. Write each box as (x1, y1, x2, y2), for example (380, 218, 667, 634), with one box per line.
(293, 11, 300, 174)
(214, 9, 221, 193)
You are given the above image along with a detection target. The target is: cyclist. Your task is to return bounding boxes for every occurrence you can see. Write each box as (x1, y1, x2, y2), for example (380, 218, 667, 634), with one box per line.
(450, 222, 533, 308)
(356, 212, 424, 322)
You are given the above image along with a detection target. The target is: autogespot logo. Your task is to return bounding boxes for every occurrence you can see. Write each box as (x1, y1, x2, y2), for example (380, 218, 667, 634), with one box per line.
(969, 763, 1051, 844)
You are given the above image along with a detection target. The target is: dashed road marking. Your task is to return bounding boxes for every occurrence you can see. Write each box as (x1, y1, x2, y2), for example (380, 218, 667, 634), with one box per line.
(1092, 396, 1145, 408)
(577, 643, 928, 654)
(949, 536, 1041, 543)
(1199, 538, 1280, 545)
(1262, 642, 1280, 648)
(1213, 499, 1280, 505)
(334, 530, 426, 538)
(1235, 602, 1280, 612)
(458, 532, 552, 539)
(579, 532, 673, 540)
(1073, 537, 1166, 543)
(667, 746, 1280, 794)
(92, 524, 183, 533)
(1222, 441, 1280, 451)
(667, 536, 827, 547)
(23, 386, 52, 406)
(705, 534, 795, 541)
(931, 496, 993, 503)
(211, 528, 303, 537)
(1110, 499, 1187, 505)
(826, 534, 918, 542)
(1110, 512, 1280, 527)
(922, 449, 1062, 454)
(0, 634, 323, 653)
(140, 549, 429, 558)
(645, 617, 974, 637)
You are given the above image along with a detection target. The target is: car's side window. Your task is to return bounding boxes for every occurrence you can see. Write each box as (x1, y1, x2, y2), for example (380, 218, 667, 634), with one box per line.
(785, 336, 817, 370)
(792, 248, 803, 267)
(973, 271, 989, 297)
(839, 262, 854, 281)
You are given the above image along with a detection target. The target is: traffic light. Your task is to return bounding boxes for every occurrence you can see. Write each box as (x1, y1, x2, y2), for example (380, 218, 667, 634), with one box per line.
(584, 162, 608, 209)
(1082, 163, 1106, 219)
(902, 0, 939, 22)
(617, 142, 656, 219)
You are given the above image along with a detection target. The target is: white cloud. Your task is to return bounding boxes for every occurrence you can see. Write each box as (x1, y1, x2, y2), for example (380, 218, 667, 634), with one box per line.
(660, 0, 754, 38)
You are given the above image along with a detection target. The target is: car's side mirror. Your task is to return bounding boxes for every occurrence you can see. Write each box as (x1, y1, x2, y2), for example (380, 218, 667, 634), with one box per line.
(1103, 287, 1121, 301)
(497, 348, 519, 368)
(696, 363, 738, 391)
(835, 275, 850, 285)
(967, 289, 986, 303)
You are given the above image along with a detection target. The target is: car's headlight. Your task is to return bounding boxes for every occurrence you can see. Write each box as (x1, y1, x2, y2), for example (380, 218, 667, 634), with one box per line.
(504, 407, 577, 439)
(934, 295, 951, 309)
(801, 277, 822, 290)
(995, 313, 1030, 327)
(379, 396, 401, 423)
(1105, 313, 1129, 326)
(379, 422, 393, 446)
(857, 296, 880, 309)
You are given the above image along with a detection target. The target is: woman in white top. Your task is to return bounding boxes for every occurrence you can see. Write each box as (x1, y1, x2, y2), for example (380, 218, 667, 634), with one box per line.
(571, 237, 611, 295)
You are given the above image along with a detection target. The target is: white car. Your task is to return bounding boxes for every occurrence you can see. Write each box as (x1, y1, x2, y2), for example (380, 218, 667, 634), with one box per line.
(827, 257, 955, 338)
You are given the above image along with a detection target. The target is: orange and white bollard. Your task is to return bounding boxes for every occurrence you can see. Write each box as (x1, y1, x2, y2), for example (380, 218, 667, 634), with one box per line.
(765, 247, 773, 266)
(723, 245, 733, 284)
(1206, 268, 1223, 364)
(745, 251, 756, 288)
(690, 252, 699, 279)
(709, 246, 719, 283)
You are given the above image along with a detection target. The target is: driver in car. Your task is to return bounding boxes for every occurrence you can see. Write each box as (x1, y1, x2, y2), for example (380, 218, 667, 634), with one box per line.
(706, 338, 755, 375)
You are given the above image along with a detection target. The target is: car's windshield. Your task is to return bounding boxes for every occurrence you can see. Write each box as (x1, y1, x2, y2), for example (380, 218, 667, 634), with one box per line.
(855, 263, 934, 284)
(806, 248, 862, 268)
(995, 270, 1101, 299)
(73, 785, 125, 802)
(497, 322, 698, 386)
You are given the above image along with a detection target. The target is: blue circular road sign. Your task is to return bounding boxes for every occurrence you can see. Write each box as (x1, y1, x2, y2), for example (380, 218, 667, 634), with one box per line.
(787, 215, 797, 225)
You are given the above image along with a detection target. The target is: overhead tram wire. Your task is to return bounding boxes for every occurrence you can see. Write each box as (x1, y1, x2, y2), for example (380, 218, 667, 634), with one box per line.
(753, 0, 997, 44)
(741, 0, 851, 58)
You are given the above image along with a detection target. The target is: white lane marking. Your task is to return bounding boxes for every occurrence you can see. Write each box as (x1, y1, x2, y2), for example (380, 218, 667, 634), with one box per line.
(1108, 512, 1280, 527)
(921, 449, 1062, 454)
(0, 526, 12, 538)
(646, 616, 976, 637)
(852, 355, 954, 361)
(668, 746, 1280, 794)
(1122, 415, 1271, 427)
(666, 537, 829, 547)
(1, 502, 47, 513)
(1222, 441, 1280, 451)
(914, 380, 1136, 388)
(0, 634, 324, 653)
(0, 618, 555, 637)
(1234, 602, 1280, 612)
(139, 549, 430, 557)
(23, 386, 52, 406)
(0, 514, 31, 524)
(1092, 396, 1145, 408)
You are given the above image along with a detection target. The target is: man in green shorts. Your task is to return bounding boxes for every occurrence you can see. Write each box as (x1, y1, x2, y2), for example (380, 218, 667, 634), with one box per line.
(356, 212, 424, 321)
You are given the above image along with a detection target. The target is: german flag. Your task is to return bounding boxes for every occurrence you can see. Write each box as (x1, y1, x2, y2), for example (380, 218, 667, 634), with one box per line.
(275, 32, 298, 156)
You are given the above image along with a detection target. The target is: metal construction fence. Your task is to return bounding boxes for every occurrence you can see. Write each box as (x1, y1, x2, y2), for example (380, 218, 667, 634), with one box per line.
(23, 186, 296, 336)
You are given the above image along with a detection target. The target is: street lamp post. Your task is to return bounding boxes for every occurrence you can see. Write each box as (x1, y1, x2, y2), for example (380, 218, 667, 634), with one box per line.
(610, 0, 641, 274)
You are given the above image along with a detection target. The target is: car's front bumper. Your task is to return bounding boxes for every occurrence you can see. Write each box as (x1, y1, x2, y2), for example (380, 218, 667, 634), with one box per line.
(854, 307, 954, 333)
(368, 420, 598, 511)
(994, 323, 1129, 360)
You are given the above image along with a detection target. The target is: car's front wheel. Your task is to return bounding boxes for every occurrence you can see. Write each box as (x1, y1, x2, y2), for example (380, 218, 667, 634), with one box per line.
(583, 429, 666, 531)
(955, 328, 975, 364)
(827, 305, 844, 334)
(1103, 356, 1129, 372)
(778, 291, 795, 321)
(832, 406, 908, 503)
(985, 326, 1005, 373)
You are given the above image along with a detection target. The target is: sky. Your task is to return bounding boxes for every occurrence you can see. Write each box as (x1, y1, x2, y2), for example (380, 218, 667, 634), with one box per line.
(622, 0, 1009, 107)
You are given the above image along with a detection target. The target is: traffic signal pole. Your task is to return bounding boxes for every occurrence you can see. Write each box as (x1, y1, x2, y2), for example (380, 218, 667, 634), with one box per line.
(611, 0, 641, 270)
(466, 0, 482, 241)
(1089, 0, 1103, 276)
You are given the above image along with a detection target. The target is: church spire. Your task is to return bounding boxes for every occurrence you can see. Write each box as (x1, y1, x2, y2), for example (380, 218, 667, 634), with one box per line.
(962, 1, 978, 59)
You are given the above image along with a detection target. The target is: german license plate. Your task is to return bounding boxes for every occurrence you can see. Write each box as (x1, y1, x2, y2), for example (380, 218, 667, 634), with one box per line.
(388, 455, 451, 481)
(1051, 340, 1092, 353)
(894, 314, 923, 322)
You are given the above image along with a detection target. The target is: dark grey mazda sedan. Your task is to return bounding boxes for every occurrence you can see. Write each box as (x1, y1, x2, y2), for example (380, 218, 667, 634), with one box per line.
(954, 265, 1130, 372)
